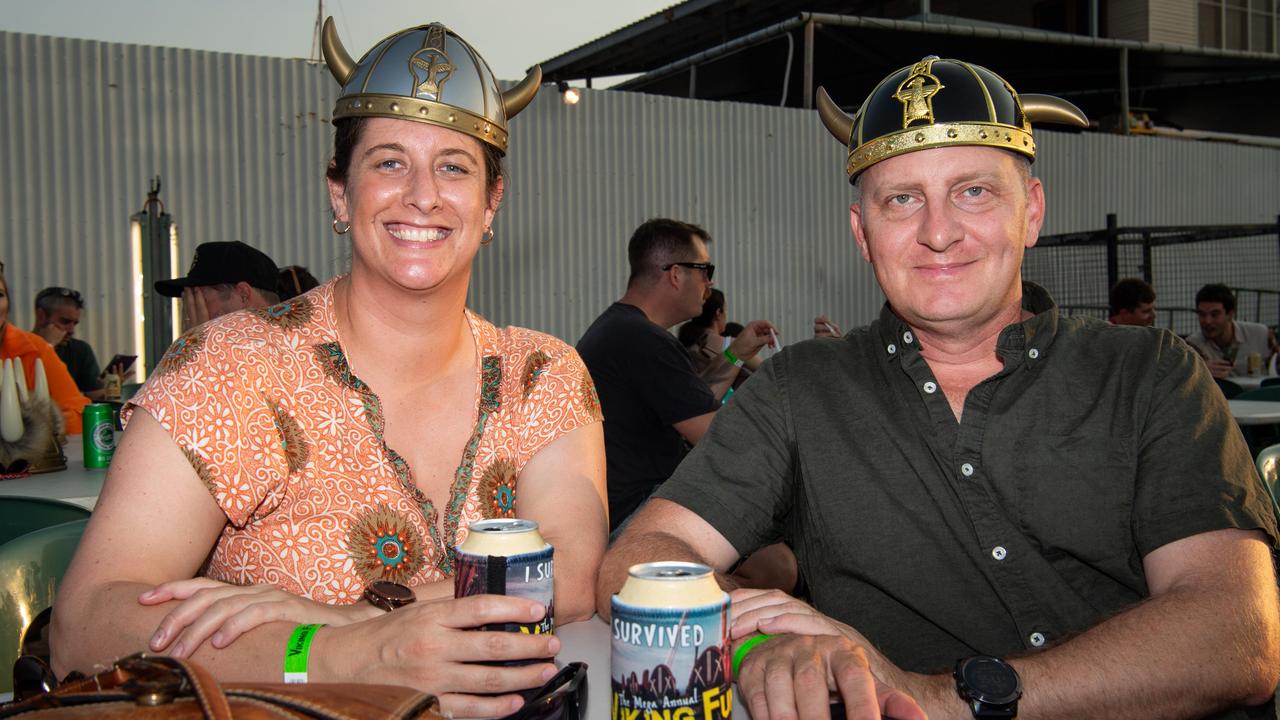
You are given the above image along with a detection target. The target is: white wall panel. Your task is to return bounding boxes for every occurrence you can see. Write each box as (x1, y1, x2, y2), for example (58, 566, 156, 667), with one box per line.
(2, 30, 1278, 361)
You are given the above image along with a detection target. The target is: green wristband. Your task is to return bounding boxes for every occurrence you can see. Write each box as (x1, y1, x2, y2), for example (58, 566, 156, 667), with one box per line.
(283, 623, 325, 683)
(732, 633, 773, 677)
(723, 348, 744, 367)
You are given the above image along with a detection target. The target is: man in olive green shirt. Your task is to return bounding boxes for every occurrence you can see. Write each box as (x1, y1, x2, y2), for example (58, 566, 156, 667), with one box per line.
(599, 57, 1280, 720)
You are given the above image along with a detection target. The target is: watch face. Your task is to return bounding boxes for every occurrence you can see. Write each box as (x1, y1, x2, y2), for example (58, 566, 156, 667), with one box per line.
(369, 581, 414, 605)
(960, 657, 1022, 705)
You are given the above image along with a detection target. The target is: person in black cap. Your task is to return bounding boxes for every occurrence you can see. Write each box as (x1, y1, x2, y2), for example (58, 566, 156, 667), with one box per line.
(601, 57, 1278, 720)
(155, 241, 281, 330)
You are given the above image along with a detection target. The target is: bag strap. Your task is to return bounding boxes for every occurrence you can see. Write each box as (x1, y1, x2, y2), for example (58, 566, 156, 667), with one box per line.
(20, 654, 232, 720)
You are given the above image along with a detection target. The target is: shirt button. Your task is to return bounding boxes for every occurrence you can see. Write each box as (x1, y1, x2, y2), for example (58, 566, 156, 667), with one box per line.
(991, 546, 1007, 561)
(960, 463, 974, 477)
(887, 344, 897, 354)
(922, 381, 937, 394)
(1029, 632, 1046, 647)
(903, 331, 915, 344)
(1028, 348, 1040, 359)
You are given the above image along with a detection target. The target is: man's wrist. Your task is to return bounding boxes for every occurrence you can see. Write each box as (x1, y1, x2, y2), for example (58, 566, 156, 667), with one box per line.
(908, 671, 973, 720)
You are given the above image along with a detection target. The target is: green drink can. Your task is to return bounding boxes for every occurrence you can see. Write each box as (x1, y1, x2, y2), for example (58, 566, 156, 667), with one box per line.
(82, 404, 116, 468)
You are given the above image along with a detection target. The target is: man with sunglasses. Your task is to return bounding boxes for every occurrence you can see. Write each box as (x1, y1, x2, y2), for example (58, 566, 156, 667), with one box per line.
(577, 218, 775, 534)
(32, 286, 123, 401)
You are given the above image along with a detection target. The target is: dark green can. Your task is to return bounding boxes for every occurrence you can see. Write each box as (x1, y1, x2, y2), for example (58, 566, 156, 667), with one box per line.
(82, 404, 116, 468)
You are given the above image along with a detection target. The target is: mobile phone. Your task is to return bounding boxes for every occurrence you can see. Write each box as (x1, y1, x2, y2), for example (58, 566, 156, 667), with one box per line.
(104, 354, 138, 373)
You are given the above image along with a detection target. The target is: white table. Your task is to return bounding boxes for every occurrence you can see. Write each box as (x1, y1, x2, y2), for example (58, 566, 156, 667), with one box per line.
(1228, 400, 1280, 426)
(558, 615, 749, 719)
(0, 435, 106, 510)
(1226, 375, 1277, 391)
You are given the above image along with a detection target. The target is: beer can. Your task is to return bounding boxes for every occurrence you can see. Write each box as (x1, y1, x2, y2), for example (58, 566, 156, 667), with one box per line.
(82, 404, 115, 469)
(454, 518, 554, 635)
(103, 372, 122, 402)
(1248, 352, 1262, 377)
(611, 562, 732, 720)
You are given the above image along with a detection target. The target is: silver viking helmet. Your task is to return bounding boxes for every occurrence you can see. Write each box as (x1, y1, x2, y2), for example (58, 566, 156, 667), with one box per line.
(322, 17, 541, 154)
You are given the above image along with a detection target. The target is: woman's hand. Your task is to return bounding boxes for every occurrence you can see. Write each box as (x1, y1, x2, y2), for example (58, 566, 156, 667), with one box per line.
(140, 578, 379, 657)
(317, 594, 561, 719)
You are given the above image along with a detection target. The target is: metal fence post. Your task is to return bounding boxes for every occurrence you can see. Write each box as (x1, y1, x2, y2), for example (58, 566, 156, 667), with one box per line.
(1106, 213, 1119, 294)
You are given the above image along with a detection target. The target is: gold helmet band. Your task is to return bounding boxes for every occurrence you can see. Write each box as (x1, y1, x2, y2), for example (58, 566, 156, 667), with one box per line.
(817, 56, 1088, 181)
(322, 17, 541, 154)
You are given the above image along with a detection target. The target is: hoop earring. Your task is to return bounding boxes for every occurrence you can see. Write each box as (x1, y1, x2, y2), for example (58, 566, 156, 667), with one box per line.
(480, 228, 495, 246)
(332, 217, 351, 235)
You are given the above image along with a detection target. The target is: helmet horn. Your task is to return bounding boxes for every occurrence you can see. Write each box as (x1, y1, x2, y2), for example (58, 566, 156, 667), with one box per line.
(1020, 94, 1089, 128)
(816, 87, 855, 145)
(502, 66, 543, 119)
(321, 17, 357, 86)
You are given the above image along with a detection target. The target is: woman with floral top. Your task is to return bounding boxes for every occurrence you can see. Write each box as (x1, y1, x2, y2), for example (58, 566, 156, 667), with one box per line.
(52, 19, 605, 719)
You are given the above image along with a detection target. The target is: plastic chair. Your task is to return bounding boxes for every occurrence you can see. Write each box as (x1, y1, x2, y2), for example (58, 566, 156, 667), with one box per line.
(1255, 444, 1280, 519)
(1215, 378, 1245, 398)
(0, 497, 91, 548)
(1236, 386, 1280, 402)
(0, 518, 88, 694)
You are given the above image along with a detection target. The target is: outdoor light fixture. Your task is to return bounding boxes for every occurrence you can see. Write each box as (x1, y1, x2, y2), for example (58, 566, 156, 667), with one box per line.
(557, 80, 581, 106)
(128, 176, 179, 381)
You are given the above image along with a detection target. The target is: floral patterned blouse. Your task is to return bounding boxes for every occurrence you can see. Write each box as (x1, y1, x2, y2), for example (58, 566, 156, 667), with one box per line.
(123, 278, 602, 604)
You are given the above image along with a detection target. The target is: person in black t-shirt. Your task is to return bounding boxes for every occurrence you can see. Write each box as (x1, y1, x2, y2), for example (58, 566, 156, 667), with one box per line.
(576, 218, 774, 532)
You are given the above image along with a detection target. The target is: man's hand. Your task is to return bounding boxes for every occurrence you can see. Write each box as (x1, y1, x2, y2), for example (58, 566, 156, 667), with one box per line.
(181, 287, 212, 332)
(736, 633, 926, 720)
(814, 314, 843, 338)
(1206, 358, 1234, 379)
(35, 324, 67, 347)
(728, 319, 777, 361)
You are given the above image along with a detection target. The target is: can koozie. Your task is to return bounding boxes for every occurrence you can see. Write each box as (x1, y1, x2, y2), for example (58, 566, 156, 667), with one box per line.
(454, 545, 554, 635)
(610, 597, 732, 720)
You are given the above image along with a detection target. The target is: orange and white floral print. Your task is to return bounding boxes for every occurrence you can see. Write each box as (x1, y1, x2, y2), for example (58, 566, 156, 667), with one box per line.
(124, 279, 602, 603)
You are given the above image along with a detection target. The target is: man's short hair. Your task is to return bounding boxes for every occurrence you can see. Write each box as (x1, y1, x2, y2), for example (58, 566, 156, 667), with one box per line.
(1196, 283, 1236, 313)
(627, 218, 710, 288)
(1109, 278, 1155, 315)
(34, 287, 85, 315)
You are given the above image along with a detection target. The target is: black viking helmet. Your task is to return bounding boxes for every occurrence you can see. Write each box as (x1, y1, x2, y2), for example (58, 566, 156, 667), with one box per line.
(816, 56, 1088, 182)
(321, 17, 541, 155)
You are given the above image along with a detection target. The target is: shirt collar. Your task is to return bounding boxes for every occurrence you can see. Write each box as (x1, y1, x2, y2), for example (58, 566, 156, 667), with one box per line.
(876, 282, 1060, 367)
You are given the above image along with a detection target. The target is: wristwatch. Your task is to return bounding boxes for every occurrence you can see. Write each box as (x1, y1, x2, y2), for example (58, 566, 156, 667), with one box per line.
(953, 656, 1022, 719)
(363, 581, 416, 612)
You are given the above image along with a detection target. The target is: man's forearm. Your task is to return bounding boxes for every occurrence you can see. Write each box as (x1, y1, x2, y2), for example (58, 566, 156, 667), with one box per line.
(903, 580, 1280, 720)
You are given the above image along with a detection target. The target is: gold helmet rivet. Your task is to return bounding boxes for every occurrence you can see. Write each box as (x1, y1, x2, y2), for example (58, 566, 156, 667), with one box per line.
(473, 122, 480, 130)
(946, 128, 958, 138)
(484, 123, 492, 134)
(448, 113, 456, 123)
(914, 132, 925, 143)
(390, 102, 400, 113)
(979, 130, 988, 139)
(419, 107, 429, 115)
(352, 101, 361, 109)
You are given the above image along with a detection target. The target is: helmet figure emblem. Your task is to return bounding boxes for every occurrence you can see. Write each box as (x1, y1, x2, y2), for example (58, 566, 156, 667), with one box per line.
(893, 60, 944, 128)
(409, 26, 454, 100)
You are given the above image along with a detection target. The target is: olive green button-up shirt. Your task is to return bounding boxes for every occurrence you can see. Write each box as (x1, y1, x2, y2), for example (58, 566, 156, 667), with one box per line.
(657, 283, 1277, 717)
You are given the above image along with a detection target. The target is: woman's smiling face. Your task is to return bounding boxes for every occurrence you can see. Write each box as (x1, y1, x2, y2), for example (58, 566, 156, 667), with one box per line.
(327, 117, 501, 295)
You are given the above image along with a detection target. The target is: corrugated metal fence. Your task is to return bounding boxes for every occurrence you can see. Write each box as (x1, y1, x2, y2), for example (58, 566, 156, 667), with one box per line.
(3, 29, 1280, 360)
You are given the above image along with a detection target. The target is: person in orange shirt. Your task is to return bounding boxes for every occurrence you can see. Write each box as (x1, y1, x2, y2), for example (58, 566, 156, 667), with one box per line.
(0, 263, 89, 434)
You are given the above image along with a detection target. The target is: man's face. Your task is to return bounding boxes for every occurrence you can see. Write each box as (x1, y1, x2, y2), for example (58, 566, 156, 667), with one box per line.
(36, 303, 81, 344)
(1114, 301, 1156, 327)
(850, 146, 1044, 332)
(198, 284, 250, 320)
(676, 236, 715, 321)
(1197, 301, 1233, 342)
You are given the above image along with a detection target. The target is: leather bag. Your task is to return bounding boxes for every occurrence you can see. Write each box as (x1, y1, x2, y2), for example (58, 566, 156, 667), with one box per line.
(0, 653, 444, 719)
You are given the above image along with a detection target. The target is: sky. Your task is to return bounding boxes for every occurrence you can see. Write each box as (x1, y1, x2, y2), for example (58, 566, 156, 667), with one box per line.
(0, 0, 676, 82)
